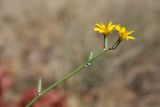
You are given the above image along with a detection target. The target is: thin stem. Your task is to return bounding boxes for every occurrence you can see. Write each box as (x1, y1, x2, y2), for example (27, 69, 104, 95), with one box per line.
(112, 39, 121, 50)
(26, 49, 111, 107)
(103, 35, 106, 49)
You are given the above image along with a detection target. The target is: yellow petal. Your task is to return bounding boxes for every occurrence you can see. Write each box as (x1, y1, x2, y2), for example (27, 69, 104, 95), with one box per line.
(94, 28, 101, 31)
(121, 27, 126, 33)
(127, 31, 134, 35)
(94, 27, 99, 31)
(101, 24, 105, 29)
(96, 24, 102, 28)
(109, 25, 115, 32)
(94, 28, 105, 33)
(127, 36, 136, 40)
(115, 25, 121, 32)
(108, 21, 112, 27)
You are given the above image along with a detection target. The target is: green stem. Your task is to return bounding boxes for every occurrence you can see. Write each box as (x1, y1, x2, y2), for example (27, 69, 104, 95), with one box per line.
(103, 35, 106, 49)
(112, 39, 121, 50)
(26, 49, 111, 107)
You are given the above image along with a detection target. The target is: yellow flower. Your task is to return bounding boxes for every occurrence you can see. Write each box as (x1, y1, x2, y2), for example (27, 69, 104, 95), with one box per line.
(94, 21, 115, 36)
(115, 25, 136, 40)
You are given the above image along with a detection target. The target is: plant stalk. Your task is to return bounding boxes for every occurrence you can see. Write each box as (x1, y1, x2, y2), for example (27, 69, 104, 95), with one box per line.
(26, 48, 111, 107)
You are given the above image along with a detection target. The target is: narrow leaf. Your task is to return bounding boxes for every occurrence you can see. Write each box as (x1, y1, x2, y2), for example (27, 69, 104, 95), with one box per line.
(88, 50, 94, 61)
(37, 77, 42, 95)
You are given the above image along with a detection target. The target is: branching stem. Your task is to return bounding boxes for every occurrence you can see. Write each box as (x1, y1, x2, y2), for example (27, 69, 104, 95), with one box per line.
(26, 48, 114, 107)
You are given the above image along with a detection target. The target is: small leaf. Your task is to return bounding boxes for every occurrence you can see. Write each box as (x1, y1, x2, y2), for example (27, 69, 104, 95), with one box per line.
(37, 77, 42, 95)
(86, 51, 94, 67)
(88, 50, 94, 61)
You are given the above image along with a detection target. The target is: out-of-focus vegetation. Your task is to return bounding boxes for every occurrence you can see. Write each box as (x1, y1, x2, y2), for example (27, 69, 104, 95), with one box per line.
(0, 0, 160, 107)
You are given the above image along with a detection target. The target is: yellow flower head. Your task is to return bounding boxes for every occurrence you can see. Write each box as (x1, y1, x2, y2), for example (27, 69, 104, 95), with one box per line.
(115, 25, 136, 40)
(94, 21, 115, 36)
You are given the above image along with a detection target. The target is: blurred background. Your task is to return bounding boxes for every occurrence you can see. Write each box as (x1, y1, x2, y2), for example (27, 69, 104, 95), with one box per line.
(0, 0, 160, 107)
